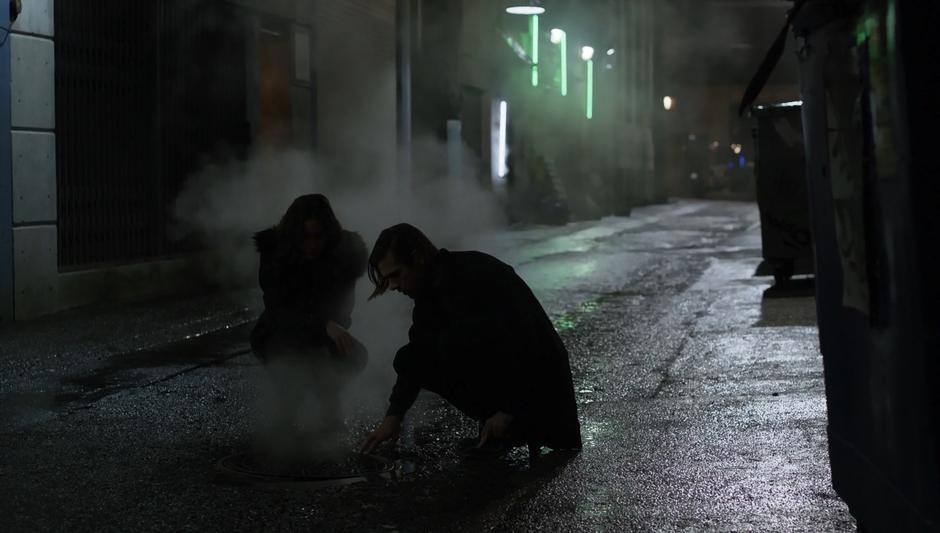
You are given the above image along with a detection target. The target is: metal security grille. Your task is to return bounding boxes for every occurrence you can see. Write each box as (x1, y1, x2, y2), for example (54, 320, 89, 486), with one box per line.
(55, 0, 248, 269)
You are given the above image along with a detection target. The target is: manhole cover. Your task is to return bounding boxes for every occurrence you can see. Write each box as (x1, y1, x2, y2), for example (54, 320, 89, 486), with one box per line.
(216, 451, 396, 486)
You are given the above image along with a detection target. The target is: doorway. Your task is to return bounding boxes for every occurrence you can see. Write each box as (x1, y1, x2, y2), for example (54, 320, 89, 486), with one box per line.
(258, 21, 293, 147)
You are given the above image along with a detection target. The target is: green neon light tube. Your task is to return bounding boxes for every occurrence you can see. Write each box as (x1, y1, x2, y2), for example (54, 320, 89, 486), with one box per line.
(531, 15, 539, 86)
(586, 59, 593, 119)
(561, 34, 567, 96)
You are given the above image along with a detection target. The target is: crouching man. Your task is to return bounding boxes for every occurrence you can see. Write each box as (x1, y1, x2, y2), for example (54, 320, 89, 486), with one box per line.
(360, 224, 581, 456)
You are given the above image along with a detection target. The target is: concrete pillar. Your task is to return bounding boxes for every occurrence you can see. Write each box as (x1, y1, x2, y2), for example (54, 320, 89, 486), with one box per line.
(1, 2, 14, 321)
(9, 0, 57, 319)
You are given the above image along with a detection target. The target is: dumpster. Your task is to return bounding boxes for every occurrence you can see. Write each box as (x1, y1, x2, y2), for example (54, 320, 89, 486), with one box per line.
(792, 1, 940, 530)
(751, 101, 814, 286)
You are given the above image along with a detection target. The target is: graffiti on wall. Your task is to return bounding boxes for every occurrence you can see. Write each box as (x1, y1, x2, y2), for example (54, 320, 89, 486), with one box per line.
(825, 39, 870, 315)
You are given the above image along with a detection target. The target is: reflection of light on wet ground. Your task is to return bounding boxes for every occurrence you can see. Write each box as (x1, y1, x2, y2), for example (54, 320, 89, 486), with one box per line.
(580, 301, 598, 313)
(578, 492, 616, 520)
(524, 258, 599, 295)
(551, 298, 602, 331)
(554, 315, 577, 331)
(577, 386, 597, 404)
(580, 418, 611, 448)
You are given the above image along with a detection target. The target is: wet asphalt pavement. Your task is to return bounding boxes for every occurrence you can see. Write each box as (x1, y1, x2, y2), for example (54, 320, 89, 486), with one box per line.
(0, 200, 855, 531)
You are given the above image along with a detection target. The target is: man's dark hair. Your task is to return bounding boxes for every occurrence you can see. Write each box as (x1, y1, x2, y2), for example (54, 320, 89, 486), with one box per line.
(368, 223, 437, 297)
(276, 194, 342, 264)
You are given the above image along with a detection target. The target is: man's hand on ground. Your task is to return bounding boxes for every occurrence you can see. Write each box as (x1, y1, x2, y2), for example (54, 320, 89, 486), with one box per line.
(360, 415, 402, 454)
(478, 411, 514, 448)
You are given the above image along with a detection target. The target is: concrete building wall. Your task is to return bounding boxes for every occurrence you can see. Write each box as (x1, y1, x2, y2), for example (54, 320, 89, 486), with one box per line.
(53, 0, 322, 318)
(5, 0, 398, 320)
(1, 1, 14, 321)
(9, 0, 57, 319)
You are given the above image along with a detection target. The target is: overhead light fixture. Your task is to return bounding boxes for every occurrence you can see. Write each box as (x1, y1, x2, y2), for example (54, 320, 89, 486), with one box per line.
(663, 96, 674, 111)
(580, 46, 594, 61)
(606, 48, 615, 56)
(550, 28, 565, 44)
(506, 5, 545, 15)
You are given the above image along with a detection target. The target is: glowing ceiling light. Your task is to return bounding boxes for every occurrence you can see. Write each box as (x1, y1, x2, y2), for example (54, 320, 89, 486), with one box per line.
(550, 28, 565, 44)
(663, 96, 674, 111)
(506, 6, 545, 15)
(580, 46, 594, 61)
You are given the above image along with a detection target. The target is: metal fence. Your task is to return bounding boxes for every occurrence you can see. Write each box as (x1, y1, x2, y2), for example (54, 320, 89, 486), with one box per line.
(55, 0, 248, 269)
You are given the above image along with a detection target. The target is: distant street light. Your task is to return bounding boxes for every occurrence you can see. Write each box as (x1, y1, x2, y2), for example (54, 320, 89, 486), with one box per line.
(580, 46, 595, 61)
(663, 96, 674, 111)
(606, 48, 615, 56)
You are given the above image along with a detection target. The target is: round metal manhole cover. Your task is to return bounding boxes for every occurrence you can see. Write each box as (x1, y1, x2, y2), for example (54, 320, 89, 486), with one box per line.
(216, 451, 396, 486)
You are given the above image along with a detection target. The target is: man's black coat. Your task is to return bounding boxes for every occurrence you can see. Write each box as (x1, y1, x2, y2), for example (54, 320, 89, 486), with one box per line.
(387, 249, 582, 450)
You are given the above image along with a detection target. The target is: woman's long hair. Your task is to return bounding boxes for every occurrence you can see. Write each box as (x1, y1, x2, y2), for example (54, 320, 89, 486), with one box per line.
(275, 194, 343, 265)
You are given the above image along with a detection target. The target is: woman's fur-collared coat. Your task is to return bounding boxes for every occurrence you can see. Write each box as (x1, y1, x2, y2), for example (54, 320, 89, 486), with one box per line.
(249, 227, 367, 371)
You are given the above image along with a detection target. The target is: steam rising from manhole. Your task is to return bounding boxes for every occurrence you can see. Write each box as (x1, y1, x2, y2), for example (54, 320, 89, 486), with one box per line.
(215, 451, 399, 487)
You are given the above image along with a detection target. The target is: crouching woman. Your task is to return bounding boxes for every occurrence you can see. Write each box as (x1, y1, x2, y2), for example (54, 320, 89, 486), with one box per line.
(249, 194, 368, 436)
